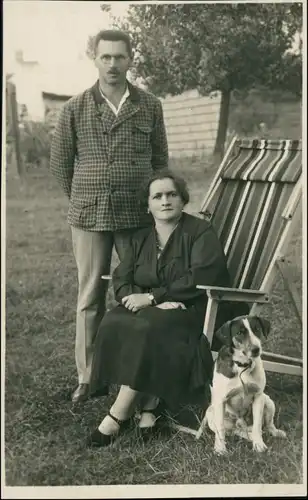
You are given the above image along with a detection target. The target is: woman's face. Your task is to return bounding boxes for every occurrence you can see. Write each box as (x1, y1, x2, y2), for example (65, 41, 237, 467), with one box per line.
(148, 178, 185, 223)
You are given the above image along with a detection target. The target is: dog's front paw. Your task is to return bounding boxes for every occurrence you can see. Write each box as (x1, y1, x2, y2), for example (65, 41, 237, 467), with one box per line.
(271, 428, 287, 438)
(252, 439, 268, 452)
(214, 441, 228, 455)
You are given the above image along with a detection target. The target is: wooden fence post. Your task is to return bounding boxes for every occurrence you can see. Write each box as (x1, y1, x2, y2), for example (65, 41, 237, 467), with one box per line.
(6, 80, 24, 178)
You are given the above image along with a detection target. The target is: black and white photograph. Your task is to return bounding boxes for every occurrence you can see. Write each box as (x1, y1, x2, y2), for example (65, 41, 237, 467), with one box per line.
(2, 0, 306, 498)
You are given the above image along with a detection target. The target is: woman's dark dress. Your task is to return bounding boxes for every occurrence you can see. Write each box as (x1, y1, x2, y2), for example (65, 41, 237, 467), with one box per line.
(89, 212, 248, 408)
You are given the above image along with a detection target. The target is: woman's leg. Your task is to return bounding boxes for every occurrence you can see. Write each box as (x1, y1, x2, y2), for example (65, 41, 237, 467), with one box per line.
(139, 395, 160, 428)
(98, 385, 140, 435)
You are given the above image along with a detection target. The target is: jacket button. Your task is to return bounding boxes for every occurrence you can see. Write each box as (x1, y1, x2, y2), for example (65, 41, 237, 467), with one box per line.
(132, 160, 136, 165)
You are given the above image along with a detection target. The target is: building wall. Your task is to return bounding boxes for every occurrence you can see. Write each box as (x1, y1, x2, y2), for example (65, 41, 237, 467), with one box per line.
(12, 60, 46, 121)
(42, 88, 222, 156)
(11, 53, 301, 156)
(42, 89, 301, 156)
(160, 89, 221, 157)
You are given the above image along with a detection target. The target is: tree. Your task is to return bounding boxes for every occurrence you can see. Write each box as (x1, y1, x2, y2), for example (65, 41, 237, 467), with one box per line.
(105, 2, 302, 157)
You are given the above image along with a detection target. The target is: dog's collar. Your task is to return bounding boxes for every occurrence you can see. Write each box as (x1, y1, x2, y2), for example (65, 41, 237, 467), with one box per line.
(234, 360, 251, 368)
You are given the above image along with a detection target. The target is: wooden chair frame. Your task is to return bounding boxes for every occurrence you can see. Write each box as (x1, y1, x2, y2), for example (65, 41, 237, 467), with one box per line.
(196, 136, 303, 378)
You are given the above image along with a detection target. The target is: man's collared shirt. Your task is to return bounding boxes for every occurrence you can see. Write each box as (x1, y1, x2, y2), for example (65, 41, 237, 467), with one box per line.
(99, 85, 130, 116)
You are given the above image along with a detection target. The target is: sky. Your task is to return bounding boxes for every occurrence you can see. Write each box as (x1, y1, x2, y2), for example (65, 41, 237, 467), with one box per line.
(4, 0, 302, 72)
(3, 1, 130, 72)
(3, 0, 302, 101)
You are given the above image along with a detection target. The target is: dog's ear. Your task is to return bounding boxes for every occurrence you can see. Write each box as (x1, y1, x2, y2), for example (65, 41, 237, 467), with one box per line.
(250, 316, 271, 338)
(215, 321, 232, 346)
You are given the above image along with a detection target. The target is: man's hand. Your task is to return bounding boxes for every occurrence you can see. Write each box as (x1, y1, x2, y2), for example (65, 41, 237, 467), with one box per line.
(155, 302, 186, 310)
(122, 294, 152, 312)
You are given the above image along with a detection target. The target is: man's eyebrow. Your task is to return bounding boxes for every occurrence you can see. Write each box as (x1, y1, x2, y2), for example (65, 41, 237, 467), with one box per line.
(100, 53, 125, 57)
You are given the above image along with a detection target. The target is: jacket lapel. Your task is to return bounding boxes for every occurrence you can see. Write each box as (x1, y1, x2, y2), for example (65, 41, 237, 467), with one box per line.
(90, 80, 115, 131)
(90, 80, 141, 131)
(97, 103, 117, 131)
(111, 81, 141, 130)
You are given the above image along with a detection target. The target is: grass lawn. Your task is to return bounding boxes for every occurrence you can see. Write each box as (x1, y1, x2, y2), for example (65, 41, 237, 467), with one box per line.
(4, 159, 304, 487)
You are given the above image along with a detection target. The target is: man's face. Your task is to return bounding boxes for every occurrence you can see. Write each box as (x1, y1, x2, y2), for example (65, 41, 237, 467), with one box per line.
(94, 39, 132, 86)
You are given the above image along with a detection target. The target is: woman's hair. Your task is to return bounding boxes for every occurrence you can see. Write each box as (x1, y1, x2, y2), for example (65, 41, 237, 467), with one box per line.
(138, 169, 190, 210)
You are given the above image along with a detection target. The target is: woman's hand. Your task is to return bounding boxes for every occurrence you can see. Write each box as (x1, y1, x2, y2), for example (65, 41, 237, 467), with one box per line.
(122, 294, 152, 313)
(155, 302, 186, 310)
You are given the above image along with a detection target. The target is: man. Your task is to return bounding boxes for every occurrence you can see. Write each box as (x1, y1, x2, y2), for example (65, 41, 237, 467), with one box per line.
(50, 30, 168, 403)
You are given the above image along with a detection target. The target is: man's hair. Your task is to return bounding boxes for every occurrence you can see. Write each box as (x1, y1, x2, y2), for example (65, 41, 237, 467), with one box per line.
(93, 29, 133, 57)
(138, 169, 190, 210)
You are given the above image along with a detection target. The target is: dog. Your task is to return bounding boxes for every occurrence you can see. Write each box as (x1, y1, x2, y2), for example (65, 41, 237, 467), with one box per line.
(196, 315, 286, 454)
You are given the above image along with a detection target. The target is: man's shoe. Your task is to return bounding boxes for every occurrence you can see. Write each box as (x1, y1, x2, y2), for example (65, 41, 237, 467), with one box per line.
(72, 383, 89, 403)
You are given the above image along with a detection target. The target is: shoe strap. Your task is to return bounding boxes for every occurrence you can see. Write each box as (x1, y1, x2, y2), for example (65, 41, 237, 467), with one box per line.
(108, 412, 127, 426)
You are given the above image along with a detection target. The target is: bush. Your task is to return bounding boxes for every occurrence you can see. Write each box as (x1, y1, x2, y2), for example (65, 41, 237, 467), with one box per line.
(229, 89, 278, 136)
(19, 120, 53, 166)
(229, 88, 301, 137)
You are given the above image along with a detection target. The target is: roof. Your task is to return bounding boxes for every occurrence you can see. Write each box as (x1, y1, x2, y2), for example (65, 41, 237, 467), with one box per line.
(42, 92, 73, 101)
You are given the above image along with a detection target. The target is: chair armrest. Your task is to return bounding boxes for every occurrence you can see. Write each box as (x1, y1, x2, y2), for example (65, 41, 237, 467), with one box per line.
(101, 275, 112, 280)
(196, 285, 270, 304)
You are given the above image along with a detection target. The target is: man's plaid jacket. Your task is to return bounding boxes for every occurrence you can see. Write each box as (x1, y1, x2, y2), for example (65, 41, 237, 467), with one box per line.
(50, 80, 169, 231)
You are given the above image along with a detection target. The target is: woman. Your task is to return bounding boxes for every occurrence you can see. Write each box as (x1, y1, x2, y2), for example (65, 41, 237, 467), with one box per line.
(87, 169, 246, 447)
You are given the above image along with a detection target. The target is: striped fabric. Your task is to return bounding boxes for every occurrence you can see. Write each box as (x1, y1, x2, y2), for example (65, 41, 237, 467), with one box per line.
(223, 139, 301, 183)
(205, 139, 302, 290)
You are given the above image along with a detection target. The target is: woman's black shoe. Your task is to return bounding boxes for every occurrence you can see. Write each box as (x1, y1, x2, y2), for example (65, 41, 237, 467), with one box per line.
(86, 412, 131, 448)
(138, 401, 167, 441)
(87, 427, 114, 448)
(138, 423, 161, 442)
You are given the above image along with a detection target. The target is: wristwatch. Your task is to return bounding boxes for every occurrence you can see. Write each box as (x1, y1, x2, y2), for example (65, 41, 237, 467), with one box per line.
(147, 293, 156, 305)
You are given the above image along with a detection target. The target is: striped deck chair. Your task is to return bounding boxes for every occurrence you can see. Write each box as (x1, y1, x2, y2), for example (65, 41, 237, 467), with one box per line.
(197, 136, 303, 378)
